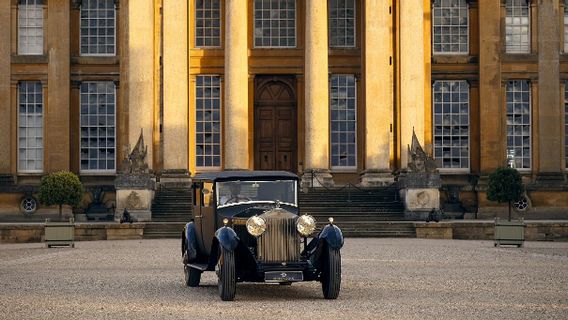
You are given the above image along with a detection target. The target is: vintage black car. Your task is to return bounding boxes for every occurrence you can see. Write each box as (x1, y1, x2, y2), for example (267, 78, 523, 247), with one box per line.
(181, 171, 344, 301)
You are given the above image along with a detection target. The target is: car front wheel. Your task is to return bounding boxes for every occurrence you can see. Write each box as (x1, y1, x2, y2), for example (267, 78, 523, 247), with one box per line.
(216, 246, 236, 301)
(321, 246, 341, 299)
(184, 265, 201, 287)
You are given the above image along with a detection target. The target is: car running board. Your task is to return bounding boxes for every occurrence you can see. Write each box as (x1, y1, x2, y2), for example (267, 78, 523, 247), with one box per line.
(187, 262, 208, 272)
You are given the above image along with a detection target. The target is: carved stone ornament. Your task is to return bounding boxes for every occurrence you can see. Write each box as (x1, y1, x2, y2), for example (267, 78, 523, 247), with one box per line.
(120, 129, 150, 174)
(125, 191, 144, 210)
(407, 129, 438, 173)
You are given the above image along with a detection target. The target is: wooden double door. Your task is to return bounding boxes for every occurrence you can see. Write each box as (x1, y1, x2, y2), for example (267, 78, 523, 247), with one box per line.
(254, 76, 297, 173)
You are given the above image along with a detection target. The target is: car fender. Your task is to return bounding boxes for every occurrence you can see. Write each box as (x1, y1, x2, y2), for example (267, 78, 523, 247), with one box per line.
(182, 222, 198, 262)
(318, 224, 344, 250)
(215, 226, 240, 252)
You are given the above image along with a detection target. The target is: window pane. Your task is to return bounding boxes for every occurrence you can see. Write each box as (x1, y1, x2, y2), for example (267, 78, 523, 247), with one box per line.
(18, 0, 44, 55)
(196, 75, 222, 168)
(18, 81, 43, 172)
(254, 0, 296, 48)
(328, 0, 355, 48)
(195, 0, 221, 47)
(432, 80, 470, 170)
(80, 82, 116, 171)
(505, 0, 530, 53)
(432, 0, 468, 54)
(330, 75, 357, 169)
(506, 80, 531, 169)
(80, 0, 116, 55)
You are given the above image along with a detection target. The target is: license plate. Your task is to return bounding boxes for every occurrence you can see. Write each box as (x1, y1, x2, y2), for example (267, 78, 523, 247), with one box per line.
(264, 271, 304, 282)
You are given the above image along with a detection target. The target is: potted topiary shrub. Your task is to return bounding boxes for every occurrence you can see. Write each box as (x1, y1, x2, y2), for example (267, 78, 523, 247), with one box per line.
(487, 167, 525, 247)
(39, 171, 84, 221)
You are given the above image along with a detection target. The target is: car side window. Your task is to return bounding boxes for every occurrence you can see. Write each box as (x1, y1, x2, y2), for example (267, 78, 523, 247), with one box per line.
(203, 182, 214, 207)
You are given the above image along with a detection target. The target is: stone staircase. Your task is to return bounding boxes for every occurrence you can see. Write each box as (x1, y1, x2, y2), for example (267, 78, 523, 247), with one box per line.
(146, 186, 193, 238)
(145, 185, 414, 238)
(300, 186, 415, 237)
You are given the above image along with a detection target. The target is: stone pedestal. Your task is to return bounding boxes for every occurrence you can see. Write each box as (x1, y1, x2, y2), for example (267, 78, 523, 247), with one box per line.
(114, 174, 156, 222)
(301, 169, 334, 190)
(360, 170, 395, 187)
(398, 172, 441, 220)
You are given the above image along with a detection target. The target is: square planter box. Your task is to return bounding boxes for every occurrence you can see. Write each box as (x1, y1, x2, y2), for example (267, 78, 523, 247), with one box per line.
(44, 218, 75, 248)
(494, 219, 525, 247)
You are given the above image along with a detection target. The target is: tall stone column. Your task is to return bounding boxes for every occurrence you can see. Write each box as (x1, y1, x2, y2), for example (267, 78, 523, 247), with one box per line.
(224, 0, 249, 170)
(361, 0, 394, 186)
(46, 0, 70, 171)
(302, 0, 333, 188)
(0, 1, 11, 173)
(478, 0, 503, 175)
(537, 0, 565, 184)
(127, 0, 155, 169)
(399, 0, 425, 168)
(162, 0, 190, 185)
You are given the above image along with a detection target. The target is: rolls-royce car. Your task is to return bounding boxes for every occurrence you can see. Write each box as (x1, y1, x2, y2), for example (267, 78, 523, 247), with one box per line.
(181, 171, 344, 301)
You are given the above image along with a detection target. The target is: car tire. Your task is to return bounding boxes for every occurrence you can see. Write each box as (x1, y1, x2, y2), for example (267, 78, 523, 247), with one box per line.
(321, 246, 341, 299)
(217, 247, 236, 301)
(184, 265, 201, 287)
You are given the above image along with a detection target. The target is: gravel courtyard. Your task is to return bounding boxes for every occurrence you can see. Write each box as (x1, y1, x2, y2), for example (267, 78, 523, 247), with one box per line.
(0, 238, 567, 320)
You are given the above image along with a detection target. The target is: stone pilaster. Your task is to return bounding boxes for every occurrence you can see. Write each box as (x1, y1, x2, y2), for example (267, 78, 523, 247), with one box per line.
(361, 0, 394, 186)
(224, 0, 249, 170)
(478, 1, 503, 175)
(127, 0, 155, 169)
(163, 0, 189, 171)
(399, 0, 425, 168)
(537, 0, 564, 183)
(0, 1, 11, 173)
(302, 0, 333, 187)
(46, 0, 70, 171)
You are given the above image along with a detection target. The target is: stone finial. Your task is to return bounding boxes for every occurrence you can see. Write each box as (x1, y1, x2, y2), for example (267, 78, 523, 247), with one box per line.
(407, 128, 438, 173)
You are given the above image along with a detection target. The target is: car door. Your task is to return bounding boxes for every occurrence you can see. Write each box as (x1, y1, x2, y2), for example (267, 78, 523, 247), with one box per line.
(200, 181, 216, 256)
(192, 182, 206, 254)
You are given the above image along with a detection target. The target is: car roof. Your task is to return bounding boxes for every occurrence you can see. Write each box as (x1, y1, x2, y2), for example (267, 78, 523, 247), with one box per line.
(192, 171, 299, 182)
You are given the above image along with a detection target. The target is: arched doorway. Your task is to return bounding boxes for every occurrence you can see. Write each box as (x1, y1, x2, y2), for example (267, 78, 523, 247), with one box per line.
(254, 76, 297, 173)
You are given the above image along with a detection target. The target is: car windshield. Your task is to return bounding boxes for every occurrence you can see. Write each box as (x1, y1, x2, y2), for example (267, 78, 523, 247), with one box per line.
(216, 180, 297, 208)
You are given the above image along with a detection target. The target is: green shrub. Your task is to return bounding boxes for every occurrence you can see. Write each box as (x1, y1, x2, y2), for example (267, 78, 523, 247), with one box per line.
(39, 171, 84, 220)
(487, 167, 524, 221)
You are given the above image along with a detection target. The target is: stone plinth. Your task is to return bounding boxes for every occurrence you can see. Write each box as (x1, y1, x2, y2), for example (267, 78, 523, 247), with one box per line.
(114, 174, 155, 222)
(301, 169, 334, 191)
(360, 170, 395, 187)
(159, 169, 191, 188)
(398, 172, 441, 220)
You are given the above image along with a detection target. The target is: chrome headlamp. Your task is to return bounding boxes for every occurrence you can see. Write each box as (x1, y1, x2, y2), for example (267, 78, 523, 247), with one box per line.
(246, 216, 266, 237)
(296, 214, 316, 236)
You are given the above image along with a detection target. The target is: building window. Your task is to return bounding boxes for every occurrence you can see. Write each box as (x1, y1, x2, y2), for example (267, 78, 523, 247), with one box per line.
(80, 82, 116, 172)
(195, 0, 221, 48)
(18, 81, 43, 173)
(196, 76, 222, 168)
(254, 0, 296, 48)
(432, 0, 468, 54)
(564, 1, 568, 53)
(330, 75, 357, 169)
(565, 82, 568, 169)
(328, 0, 355, 48)
(80, 0, 116, 56)
(505, 0, 530, 54)
(18, 0, 44, 55)
(506, 80, 531, 169)
(432, 81, 470, 170)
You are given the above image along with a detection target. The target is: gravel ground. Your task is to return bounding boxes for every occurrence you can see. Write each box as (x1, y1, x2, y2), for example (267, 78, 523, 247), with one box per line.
(0, 238, 567, 320)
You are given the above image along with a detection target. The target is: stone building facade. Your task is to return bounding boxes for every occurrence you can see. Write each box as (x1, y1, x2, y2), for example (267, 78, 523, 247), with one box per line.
(0, 0, 567, 218)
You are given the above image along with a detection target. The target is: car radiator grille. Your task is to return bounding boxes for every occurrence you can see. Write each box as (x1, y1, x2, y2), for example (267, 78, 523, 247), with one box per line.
(257, 209, 300, 263)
